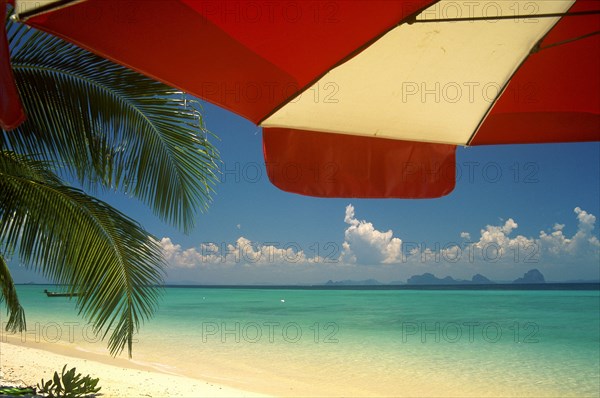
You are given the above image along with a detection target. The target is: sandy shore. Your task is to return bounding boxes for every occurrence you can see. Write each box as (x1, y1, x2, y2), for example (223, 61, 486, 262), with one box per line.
(1, 340, 267, 398)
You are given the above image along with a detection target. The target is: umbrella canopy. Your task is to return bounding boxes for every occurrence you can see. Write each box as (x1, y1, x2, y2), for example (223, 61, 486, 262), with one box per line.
(3, 0, 599, 197)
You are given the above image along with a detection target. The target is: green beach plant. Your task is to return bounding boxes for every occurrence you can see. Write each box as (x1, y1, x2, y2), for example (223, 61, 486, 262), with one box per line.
(37, 365, 100, 398)
(0, 9, 219, 356)
(0, 386, 36, 396)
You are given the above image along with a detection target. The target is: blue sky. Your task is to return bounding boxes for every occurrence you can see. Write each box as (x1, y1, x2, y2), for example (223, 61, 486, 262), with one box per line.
(10, 101, 600, 285)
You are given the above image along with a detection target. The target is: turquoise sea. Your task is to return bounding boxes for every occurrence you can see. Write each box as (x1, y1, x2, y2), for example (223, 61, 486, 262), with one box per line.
(2, 284, 599, 397)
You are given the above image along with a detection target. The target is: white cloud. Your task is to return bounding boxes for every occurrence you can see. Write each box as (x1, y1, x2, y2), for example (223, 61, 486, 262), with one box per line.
(463, 207, 599, 263)
(222, 237, 313, 266)
(340, 205, 402, 264)
(160, 237, 181, 261)
(575, 207, 596, 231)
(160, 236, 326, 269)
(539, 207, 600, 255)
(539, 223, 570, 255)
(160, 237, 202, 268)
(344, 205, 360, 227)
(388, 207, 598, 266)
(473, 218, 534, 252)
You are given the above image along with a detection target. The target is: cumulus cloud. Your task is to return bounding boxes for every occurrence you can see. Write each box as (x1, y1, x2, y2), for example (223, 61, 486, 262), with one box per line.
(161, 237, 180, 260)
(456, 207, 599, 264)
(160, 237, 201, 268)
(539, 207, 600, 255)
(575, 207, 596, 230)
(340, 205, 402, 264)
(473, 218, 534, 251)
(377, 206, 598, 266)
(160, 236, 328, 269)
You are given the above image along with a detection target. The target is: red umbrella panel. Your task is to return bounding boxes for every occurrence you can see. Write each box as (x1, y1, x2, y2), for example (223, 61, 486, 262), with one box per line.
(0, 2, 25, 129)
(2, 0, 599, 198)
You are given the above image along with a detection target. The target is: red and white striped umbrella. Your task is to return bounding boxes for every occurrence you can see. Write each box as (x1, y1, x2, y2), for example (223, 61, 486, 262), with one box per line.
(2, 0, 599, 197)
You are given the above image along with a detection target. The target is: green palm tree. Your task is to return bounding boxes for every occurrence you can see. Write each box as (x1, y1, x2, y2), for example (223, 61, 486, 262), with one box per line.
(0, 10, 219, 356)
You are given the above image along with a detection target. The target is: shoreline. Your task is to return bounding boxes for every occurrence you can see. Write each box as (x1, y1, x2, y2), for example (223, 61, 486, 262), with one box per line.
(0, 338, 268, 398)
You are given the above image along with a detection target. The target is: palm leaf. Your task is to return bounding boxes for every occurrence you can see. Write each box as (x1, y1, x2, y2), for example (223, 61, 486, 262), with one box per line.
(3, 14, 220, 233)
(0, 150, 164, 356)
(0, 254, 26, 333)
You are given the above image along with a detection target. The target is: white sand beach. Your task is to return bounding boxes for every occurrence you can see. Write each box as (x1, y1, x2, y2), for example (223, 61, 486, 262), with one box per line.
(1, 340, 267, 398)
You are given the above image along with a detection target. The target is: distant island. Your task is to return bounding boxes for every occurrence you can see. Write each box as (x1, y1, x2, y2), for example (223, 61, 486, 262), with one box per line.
(513, 269, 545, 284)
(406, 269, 545, 285)
(403, 272, 497, 285)
(325, 269, 549, 286)
(325, 279, 383, 286)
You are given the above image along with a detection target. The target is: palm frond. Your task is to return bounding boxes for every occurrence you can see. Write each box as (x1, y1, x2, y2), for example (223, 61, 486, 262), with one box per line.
(2, 15, 220, 233)
(0, 150, 164, 356)
(0, 255, 26, 333)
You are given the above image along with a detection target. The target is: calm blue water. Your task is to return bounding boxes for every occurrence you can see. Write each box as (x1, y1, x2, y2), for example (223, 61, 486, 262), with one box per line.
(2, 285, 599, 397)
